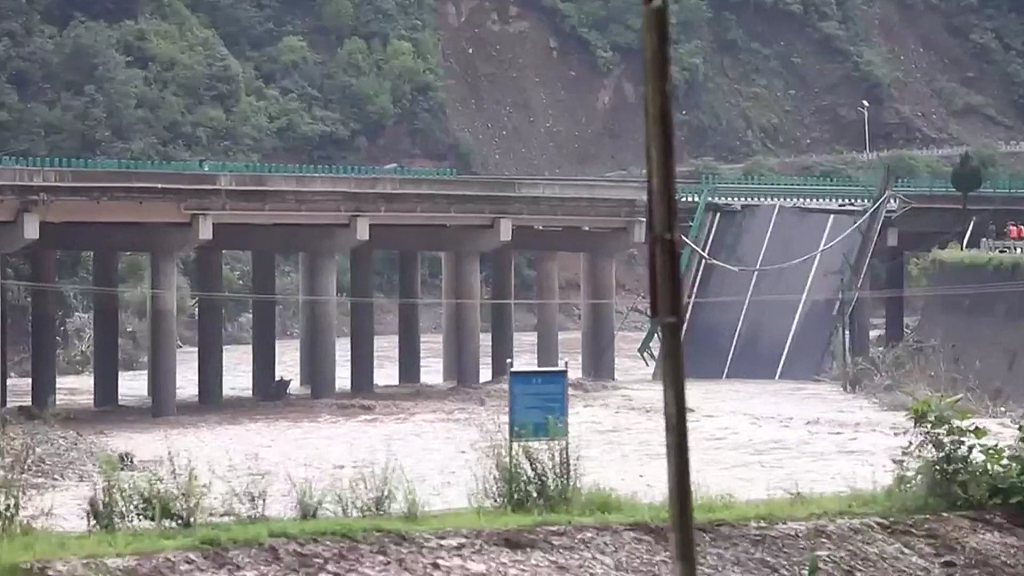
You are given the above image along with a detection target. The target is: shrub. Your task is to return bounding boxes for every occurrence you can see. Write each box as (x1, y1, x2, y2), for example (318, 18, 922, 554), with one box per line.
(221, 470, 272, 522)
(0, 422, 33, 536)
(331, 459, 421, 519)
(892, 395, 1024, 509)
(348, 460, 401, 517)
(473, 433, 581, 513)
(399, 479, 422, 521)
(87, 452, 210, 531)
(86, 455, 135, 532)
(291, 477, 327, 520)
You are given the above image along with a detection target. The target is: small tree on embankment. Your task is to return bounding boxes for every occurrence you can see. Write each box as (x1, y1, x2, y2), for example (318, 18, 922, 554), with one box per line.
(950, 151, 983, 213)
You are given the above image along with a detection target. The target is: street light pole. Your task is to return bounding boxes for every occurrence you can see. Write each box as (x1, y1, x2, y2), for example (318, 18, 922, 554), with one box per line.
(858, 100, 870, 155)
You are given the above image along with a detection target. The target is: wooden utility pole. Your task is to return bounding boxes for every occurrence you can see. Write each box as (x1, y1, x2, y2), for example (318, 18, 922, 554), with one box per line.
(641, 1, 698, 575)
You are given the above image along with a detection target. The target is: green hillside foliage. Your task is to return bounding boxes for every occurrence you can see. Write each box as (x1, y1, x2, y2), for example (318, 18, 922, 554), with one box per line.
(0, 0, 451, 162)
(0, 0, 459, 376)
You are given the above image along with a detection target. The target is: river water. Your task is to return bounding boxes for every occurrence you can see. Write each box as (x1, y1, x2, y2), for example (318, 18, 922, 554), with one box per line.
(8, 331, 921, 531)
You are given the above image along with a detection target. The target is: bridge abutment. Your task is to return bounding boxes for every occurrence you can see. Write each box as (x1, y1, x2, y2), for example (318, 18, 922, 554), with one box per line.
(251, 250, 276, 398)
(31, 248, 57, 410)
(398, 250, 421, 384)
(150, 249, 178, 418)
(307, 250, 337, 399)
(581, 252, 615, 381)
(535, 252, 560, 368)
(93, 251, 119, 409)
(197, 247, 224, 405)
(490, 246, 513, 380)
(350, 244, 374, 394)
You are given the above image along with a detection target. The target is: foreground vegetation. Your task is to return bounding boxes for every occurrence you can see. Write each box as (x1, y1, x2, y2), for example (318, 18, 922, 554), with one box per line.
(1, 395, 1022, 572)
(0, 490, 916, 575)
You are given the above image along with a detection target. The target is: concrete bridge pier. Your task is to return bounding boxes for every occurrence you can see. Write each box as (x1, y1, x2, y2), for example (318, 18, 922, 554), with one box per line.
(92, 251, 120, 408)
(306, 249, 337, 399)
(31, 249, 57, 410)
(581, 252, 615, 381)
(849, 293, 871, 361)
(251, 250, 276, 398)
(535, 252, 560, 368)
(442, 251, 481, 385)
(196, 247, 223, 405)
(299, 254, 312, 390)
(490, 246, 513, 380)
(150, 249, 178, 418)
(398, 250, 421, 384)
(1, 256, 6, 409)
(884, 228, 905, 347)
(442, 253, 457, 383)
(350, 244, 374, 394)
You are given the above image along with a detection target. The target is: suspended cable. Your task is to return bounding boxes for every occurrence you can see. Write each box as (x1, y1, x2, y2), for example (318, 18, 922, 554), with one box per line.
(678, 192, 894, 273)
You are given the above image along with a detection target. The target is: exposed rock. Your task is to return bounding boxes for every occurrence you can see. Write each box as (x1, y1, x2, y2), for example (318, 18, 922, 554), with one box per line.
(256, 378, 292, 403)
(25, 514, 1024, 575)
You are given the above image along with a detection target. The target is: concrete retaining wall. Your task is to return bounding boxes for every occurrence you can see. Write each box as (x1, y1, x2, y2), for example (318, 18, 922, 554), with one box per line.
(916, 256, 1024, 403)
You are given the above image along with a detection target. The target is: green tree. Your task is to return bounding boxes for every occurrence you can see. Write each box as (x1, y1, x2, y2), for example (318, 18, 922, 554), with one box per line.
(950, 151, 983, 212)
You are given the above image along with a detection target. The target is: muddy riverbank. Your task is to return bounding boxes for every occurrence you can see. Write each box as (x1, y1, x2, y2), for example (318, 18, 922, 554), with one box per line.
(27, 513, 1024, 575)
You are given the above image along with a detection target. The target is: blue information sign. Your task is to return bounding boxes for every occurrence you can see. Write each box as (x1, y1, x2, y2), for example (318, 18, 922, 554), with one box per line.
(508, 367, 569, 441)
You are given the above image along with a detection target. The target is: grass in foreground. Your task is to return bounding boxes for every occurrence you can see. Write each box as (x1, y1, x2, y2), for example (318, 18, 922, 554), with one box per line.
(0, 488, 933, 573)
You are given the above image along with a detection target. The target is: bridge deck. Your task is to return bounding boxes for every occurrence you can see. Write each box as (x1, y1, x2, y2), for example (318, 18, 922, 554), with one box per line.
(683, 205, 861, 380)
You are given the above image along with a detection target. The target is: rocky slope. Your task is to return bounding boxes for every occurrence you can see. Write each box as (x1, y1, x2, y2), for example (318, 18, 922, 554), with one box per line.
(438, 0, 1024, 174)
(26, 514, 1024, 575)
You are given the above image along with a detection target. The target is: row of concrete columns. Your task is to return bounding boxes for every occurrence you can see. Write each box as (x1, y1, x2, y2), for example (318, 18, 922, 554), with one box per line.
(5, 247, 618, 417)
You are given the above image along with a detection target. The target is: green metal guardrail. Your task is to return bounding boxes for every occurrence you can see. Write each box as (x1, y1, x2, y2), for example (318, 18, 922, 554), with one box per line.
(636, 186, 713, 365)
(681, 174, 1024, 199)
(0, 155, 458, 177)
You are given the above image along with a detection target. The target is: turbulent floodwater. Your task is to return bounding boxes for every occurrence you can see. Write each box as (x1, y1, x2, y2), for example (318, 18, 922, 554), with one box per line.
(8, 332, 919, 531)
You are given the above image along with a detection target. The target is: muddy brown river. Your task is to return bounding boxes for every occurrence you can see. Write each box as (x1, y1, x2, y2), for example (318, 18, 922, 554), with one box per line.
(6, 332, 938, 531)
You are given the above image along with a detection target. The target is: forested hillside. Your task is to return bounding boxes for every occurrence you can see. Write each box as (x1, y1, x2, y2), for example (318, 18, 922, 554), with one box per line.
(0, 0, 461, 166)
(4, 0, 1024, 378)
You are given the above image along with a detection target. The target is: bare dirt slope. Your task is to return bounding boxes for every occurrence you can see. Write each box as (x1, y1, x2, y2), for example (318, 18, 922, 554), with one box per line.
(437, 0, 646, 176)
(436, 0, 1024, 174)
(27, 514, 1024, 575)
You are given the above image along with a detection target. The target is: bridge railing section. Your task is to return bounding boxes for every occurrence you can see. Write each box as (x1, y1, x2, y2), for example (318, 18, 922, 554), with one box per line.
(679, 175, 1024, 203)
(981, 239, 1024, 253)
(0, 156, 458, 178)
(636, 187, 714, 364)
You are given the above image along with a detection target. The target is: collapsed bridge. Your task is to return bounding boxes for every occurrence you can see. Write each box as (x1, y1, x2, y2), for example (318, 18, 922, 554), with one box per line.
(682, 205, 862, 380)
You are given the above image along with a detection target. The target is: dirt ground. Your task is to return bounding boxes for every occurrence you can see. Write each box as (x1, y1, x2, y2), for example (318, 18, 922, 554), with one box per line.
(26, 513, 1024, 575)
